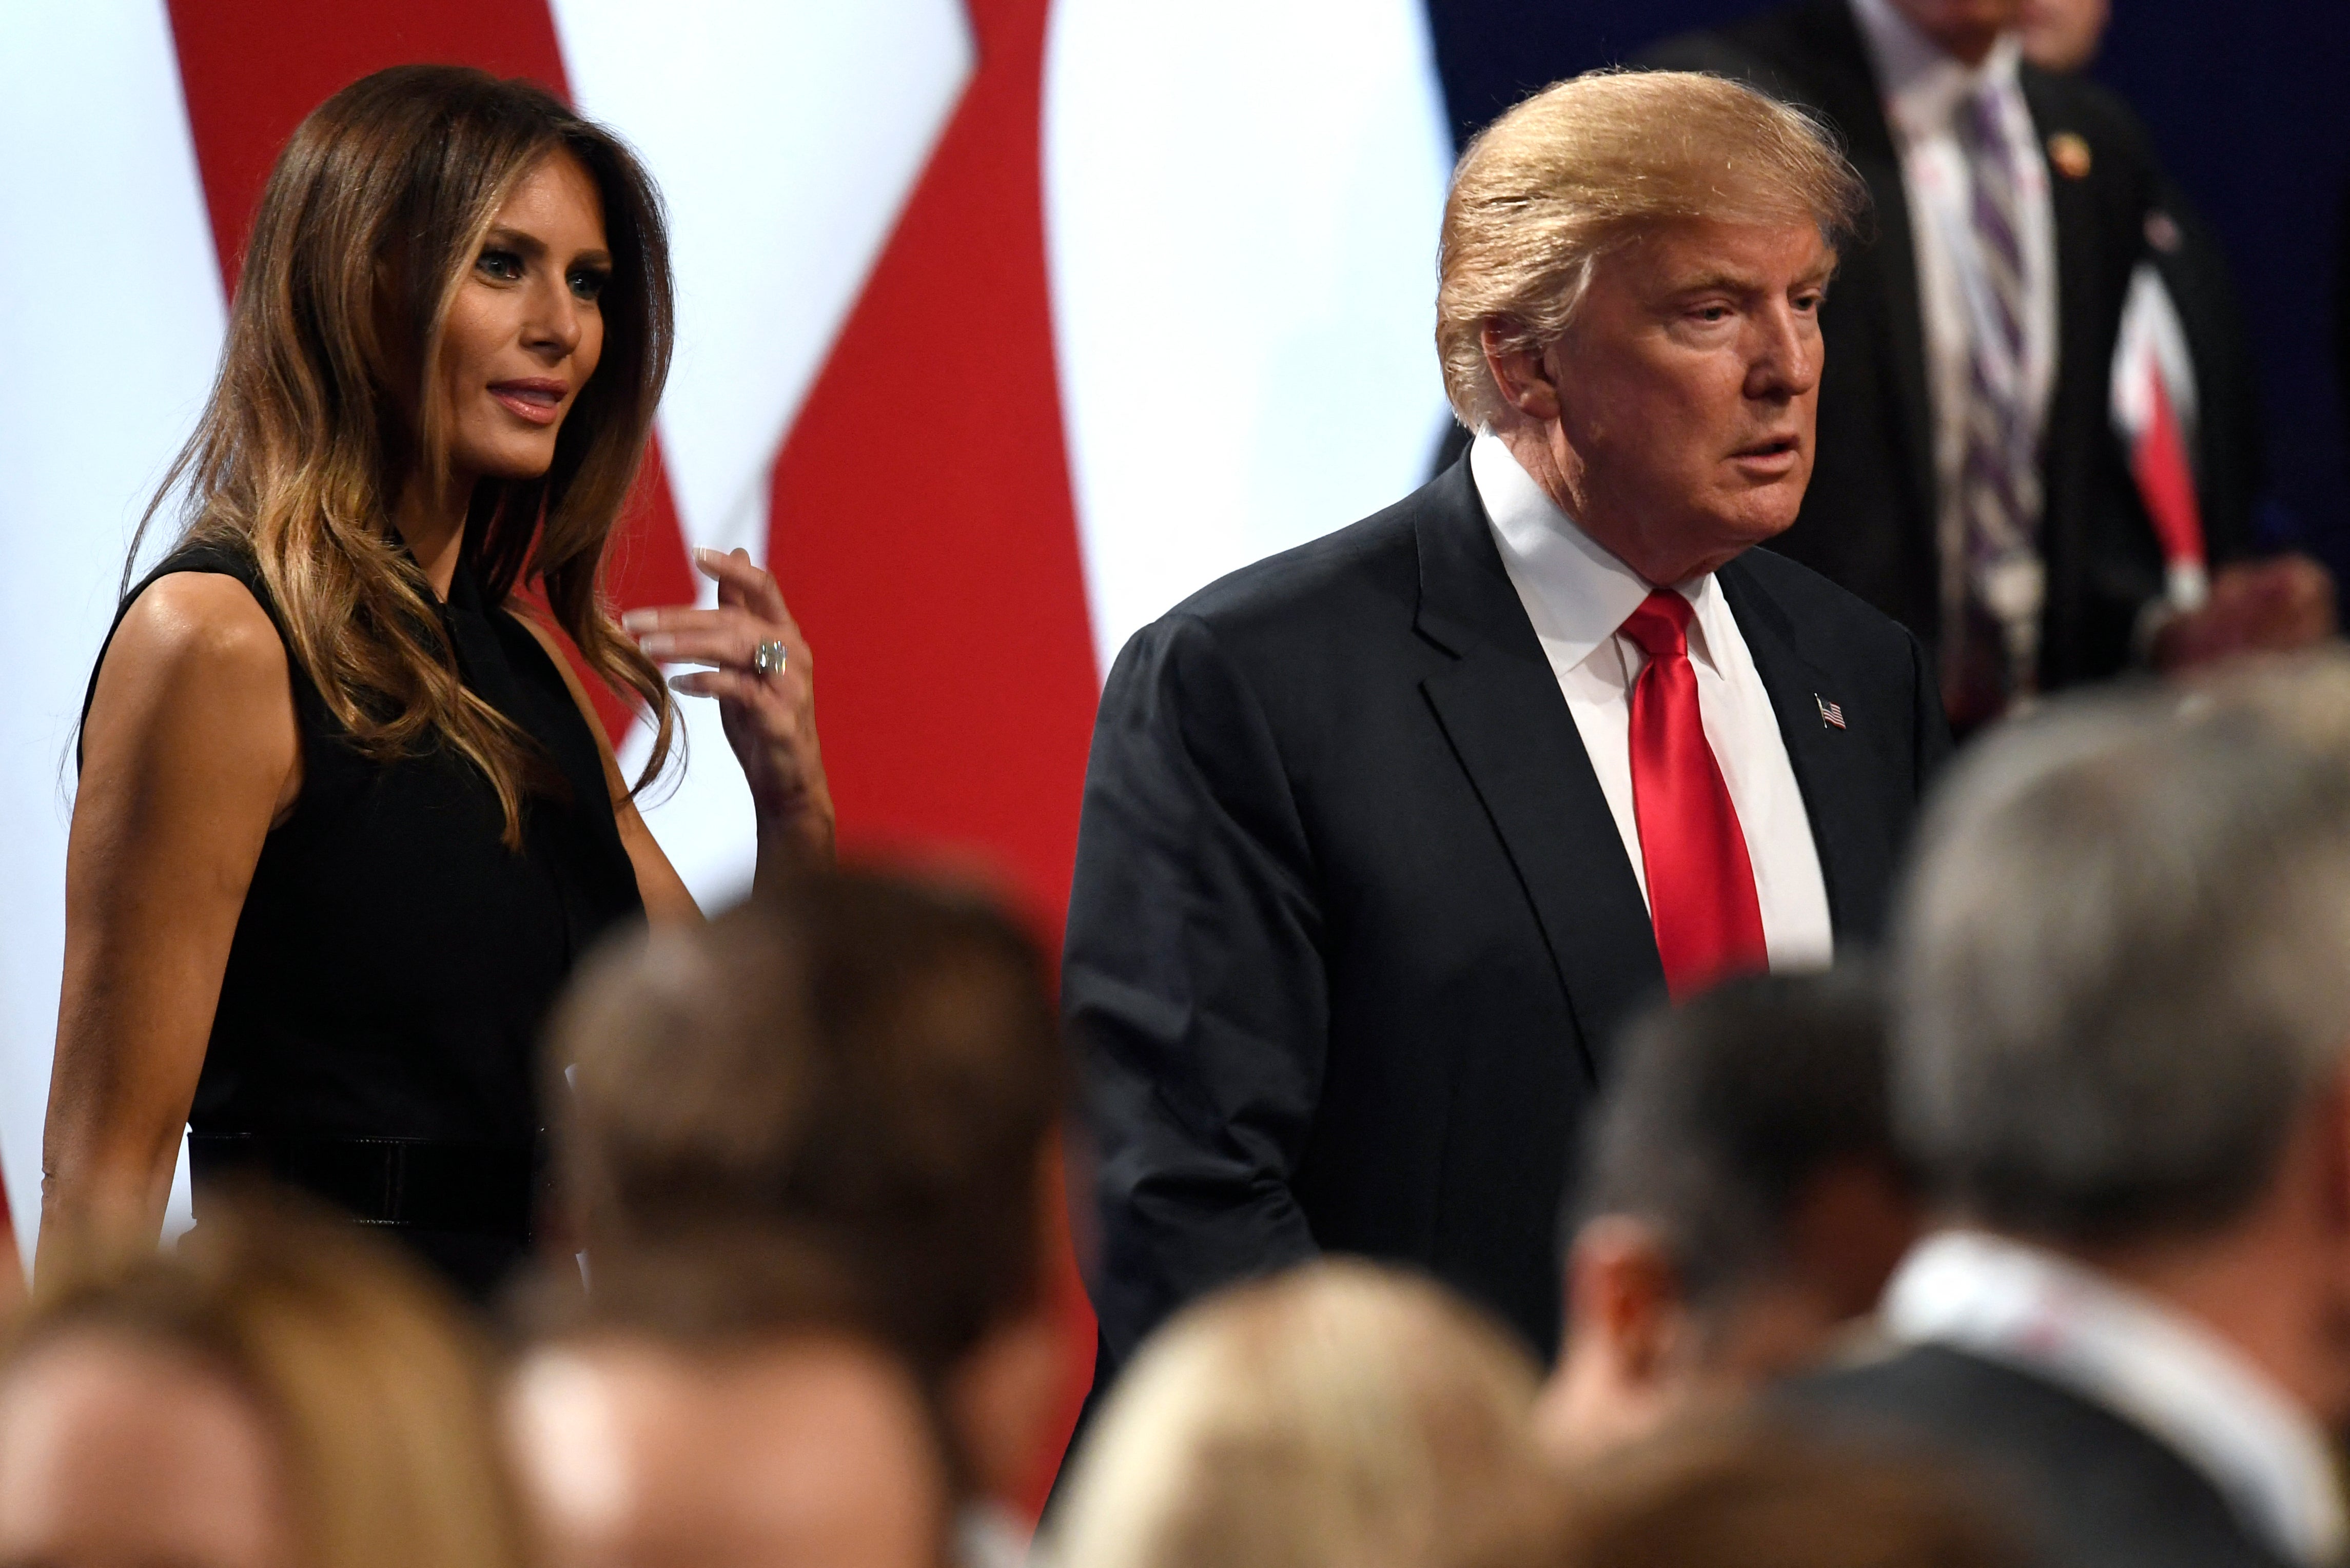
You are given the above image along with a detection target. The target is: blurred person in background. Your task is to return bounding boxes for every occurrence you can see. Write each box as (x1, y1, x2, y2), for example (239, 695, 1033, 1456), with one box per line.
(507, 1234, 951, 1568)
(1646, 0, 2331, 732)
(2013, 0, 2287, 679)
(2014, 0, 2105, 73)
(1068, 68, 1947, 1410)
(1789, 657, 2350, 1568)
(1540, 972, 1919, 1460)
(1463, 1414, 2023, 1568)
(1041, 1258, 1550, 1568)
(0, 1189, 529, 1568)
(548, 871, 1068, 1564)
(47, 64, 833, 1299)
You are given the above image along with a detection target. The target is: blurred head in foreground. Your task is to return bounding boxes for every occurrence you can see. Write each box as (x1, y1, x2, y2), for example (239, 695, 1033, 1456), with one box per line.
(1471, 1415, 2021, 1568)
(0, 1190, 527, 1568)
(542, 868, 1068, 1507)
(1895, 655, 2350, 1421)
(1541, 972, 1917, 1459)
(507, 1236, 950, 1568)
(1043, 1259, 1548, 1568)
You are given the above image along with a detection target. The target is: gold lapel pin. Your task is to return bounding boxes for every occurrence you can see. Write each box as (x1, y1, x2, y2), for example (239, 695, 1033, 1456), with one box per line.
(2047, 131, 2093, 180)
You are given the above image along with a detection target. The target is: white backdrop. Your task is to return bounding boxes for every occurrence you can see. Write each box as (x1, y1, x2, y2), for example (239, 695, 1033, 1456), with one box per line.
(0, 0, 1453, 1269)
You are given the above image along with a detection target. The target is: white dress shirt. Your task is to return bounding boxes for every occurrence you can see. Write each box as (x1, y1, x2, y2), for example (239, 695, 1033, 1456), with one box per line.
(1885, 1230, 2349, 1568)
(1849, 0, 2058, 624)
(1470, 434, 1834, 971)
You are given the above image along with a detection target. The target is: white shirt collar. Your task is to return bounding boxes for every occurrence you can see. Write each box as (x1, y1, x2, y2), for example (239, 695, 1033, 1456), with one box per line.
(1883, 1230, 2349, 1568)
(1848, 0, 2025, 135)
(1468, 431, 1730, 676)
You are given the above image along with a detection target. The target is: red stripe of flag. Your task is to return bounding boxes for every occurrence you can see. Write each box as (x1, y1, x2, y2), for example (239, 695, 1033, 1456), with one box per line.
(762, 0, 1102, 1504)
(2132, 361, 2205, 573)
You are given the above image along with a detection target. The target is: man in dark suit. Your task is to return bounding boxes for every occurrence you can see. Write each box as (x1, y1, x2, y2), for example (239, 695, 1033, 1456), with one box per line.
(1063, 69, 1948, 1395)
(1644, 0, 2330, 727)
(1786, 667, 2350, 1568)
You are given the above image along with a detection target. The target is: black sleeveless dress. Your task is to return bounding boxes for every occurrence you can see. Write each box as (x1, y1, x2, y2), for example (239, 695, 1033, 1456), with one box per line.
(79, 541, 645, 1297)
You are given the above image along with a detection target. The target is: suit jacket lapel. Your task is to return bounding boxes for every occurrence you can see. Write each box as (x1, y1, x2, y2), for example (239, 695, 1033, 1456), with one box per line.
(1717, 557, 1885, 942)
(1413, 461, 1662, 1082)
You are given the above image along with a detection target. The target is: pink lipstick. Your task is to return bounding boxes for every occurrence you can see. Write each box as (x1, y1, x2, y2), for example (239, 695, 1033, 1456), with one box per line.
(489, 378, 567, 426)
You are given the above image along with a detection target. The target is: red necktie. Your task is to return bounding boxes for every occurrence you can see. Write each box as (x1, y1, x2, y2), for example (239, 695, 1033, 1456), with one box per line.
(1618, 591, 1768, 999)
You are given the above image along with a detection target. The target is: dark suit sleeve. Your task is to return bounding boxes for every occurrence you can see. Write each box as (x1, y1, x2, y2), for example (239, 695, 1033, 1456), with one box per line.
(1064, 613, 1326, 1369)
(1906, 624, 1954, 787)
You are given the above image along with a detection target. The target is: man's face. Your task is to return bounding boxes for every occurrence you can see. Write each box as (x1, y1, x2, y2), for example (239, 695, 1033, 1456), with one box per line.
(1887, 0, 2025, 61)
(1547, 218, 1833, 583)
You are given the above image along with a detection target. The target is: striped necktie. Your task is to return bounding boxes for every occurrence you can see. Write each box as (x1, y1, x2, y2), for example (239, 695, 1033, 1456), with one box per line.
(1946, 83, 2045, 729)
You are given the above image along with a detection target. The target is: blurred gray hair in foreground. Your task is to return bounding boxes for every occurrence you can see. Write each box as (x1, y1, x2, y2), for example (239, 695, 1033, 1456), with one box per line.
(1894, 655, 2350, 1243)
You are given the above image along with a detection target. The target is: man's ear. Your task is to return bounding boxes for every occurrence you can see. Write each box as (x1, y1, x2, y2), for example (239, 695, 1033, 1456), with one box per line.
(1568, 1214, 1687, 1386)
(1480, 323, 1564, 422)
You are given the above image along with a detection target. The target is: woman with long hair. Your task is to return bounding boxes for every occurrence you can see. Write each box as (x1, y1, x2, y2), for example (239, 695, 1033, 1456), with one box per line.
(44, 65, 831, 1295)
(0, 1191, 536, 1568)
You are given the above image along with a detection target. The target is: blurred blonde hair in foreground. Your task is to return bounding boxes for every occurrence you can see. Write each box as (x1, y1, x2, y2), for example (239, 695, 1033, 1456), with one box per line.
(1465, 1416, 2023, 1568)
(3, 1188, 530, 1568)
(1041, 1258, 1547, 1568)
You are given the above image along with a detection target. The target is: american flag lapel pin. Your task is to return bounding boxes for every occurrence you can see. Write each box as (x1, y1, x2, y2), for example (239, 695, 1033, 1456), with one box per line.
(1816, 694, 1846, 730)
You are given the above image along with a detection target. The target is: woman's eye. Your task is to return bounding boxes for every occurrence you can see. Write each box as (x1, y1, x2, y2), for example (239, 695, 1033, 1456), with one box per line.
(476, 248, 523, 282)
(569, 269, 610, 303)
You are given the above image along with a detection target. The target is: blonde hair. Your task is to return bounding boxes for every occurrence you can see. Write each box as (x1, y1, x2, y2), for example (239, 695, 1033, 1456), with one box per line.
(133, 65, 676, 847)
(1436, 70, 1867, 430)
(1479, 1415, 2024, 1568)
(1042, 1260, 1547, 1568)
(12, 1191, 533, 1568)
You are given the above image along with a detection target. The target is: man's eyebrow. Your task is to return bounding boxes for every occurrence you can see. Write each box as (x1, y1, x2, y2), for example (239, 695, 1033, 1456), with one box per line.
(1663, 263, 1836, 297)
(1664, 268, 1767, 296)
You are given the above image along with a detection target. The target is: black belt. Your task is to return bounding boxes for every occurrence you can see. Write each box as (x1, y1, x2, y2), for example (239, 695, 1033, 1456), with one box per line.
(188, 1134, 537, 1239)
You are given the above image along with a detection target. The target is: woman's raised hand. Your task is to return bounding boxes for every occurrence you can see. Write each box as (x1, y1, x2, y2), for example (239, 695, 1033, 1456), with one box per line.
(622, 546, 834, 866)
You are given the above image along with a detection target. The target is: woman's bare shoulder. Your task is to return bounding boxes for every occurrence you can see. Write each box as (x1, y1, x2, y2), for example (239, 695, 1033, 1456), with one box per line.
(88, 572, 294, 760)
(104, 572, 285, 690)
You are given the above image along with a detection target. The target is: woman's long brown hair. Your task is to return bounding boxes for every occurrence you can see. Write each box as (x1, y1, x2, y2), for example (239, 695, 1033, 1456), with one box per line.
(129, 64, 676, 845)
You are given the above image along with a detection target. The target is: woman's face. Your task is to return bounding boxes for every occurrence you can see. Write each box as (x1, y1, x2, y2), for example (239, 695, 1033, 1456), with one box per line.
(0, 1332, 297, 1568)
(435, 148, 611, 488)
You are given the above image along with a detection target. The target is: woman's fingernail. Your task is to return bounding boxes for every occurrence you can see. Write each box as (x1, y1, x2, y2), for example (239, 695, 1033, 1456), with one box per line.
(637, 633, 673, 655)
(693, 546, 724, 568)
(668, 674, 702, 695)
(620, 609, 657, 632)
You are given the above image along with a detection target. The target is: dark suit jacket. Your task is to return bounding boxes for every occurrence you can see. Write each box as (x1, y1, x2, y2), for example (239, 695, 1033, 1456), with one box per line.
(1642, 0, 2257, 691)
(1064, 456, 1949, 1380)
(1787, 1344, 2296, 1568)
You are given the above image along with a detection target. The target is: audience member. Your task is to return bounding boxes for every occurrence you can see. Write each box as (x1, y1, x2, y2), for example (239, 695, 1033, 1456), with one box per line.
(2014, 0, 2103, 74)
(0, 1189, 529, 1568)
(1042, 1259, 1550, 1568)
(2014, 0, 2292, 683)
(1540, 973, 1918, 1460)
(544, 869, 1069, 1530)
(1789, 656, 2350, 1568)
(1464, 1414, 2023, 1568)
(1644, 0, 2328, 728)
(506, 1234, 951, 1568)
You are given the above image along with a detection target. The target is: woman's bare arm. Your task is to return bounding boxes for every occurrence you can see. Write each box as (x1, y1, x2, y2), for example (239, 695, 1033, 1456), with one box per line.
(514, 616, 701, 927)
(43, 575, 299, 1275)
